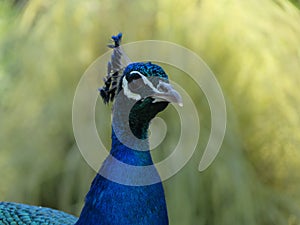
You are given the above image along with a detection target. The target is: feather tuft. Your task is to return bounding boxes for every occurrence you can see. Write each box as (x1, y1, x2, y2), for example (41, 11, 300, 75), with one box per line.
(99, 33, 130, 104)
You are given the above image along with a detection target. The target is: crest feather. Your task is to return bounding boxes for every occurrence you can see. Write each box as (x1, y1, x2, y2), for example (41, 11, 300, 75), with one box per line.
(99, 33, 131, 104)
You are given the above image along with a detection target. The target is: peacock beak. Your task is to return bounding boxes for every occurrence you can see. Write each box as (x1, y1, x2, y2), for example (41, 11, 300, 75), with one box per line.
(151, 81, 183, 107)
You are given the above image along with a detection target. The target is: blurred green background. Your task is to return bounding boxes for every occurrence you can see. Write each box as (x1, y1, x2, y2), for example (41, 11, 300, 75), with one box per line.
(1, 0, 300, 224)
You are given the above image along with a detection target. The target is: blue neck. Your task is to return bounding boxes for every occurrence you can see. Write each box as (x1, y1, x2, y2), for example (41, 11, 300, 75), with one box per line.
(75, 128, 169, 225)
(110, 129, 153, 166)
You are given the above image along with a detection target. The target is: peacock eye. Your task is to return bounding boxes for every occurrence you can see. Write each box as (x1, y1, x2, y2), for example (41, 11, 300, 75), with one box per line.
(128, 77, 144, 92)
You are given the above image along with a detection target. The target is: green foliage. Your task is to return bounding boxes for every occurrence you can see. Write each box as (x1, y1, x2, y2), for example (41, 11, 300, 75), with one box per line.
(1, 0, 300, 224)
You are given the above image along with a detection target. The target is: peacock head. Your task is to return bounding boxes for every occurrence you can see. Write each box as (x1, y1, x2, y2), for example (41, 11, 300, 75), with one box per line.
(120, 61, 182, 118)
(114, 62, 183, 139)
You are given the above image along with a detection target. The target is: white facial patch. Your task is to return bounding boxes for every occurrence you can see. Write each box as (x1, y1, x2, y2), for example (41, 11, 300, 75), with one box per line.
(122, 76, 141, 101)
(129, 71, 183, 106)
(129, 71, 162, 94)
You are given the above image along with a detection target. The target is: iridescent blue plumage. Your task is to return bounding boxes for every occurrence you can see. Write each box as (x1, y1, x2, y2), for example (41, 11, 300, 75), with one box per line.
(0, 202, 77, 224)
(75, 129, 168, 225)
(123, 62, 168, 81)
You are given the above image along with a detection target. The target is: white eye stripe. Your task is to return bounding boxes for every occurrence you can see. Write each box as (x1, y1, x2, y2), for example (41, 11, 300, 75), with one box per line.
(122, 76, 141, 101)
(129, 71, 162, 94)
(123, 71, 169, 101)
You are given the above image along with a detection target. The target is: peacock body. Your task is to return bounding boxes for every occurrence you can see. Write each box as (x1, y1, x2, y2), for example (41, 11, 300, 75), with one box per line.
(0, 33, 182, 225)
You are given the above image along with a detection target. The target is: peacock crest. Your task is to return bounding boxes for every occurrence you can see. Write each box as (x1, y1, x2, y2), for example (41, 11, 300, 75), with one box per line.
(99, 33, 131, 104)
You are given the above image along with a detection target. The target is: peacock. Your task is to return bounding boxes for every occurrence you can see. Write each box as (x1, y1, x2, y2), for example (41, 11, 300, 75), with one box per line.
(0, 33, 182, 225)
